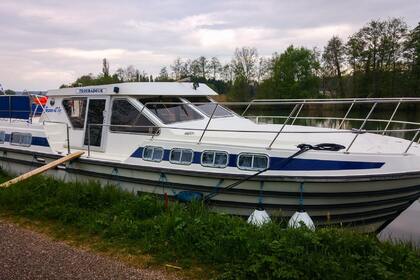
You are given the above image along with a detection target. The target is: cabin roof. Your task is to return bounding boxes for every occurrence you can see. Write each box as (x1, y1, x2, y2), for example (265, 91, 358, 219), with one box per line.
(47, 82, 218, 97)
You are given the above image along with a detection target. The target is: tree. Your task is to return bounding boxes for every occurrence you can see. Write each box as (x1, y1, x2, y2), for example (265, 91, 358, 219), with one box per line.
(197, 56, 209, 79)
(5, 89, 16, 95)
(405, 22, 420, 96)
(170, 57, 183, 80)
(156, 67, 170, 81)
(102, 58, 110, 77)
(221, 63, 234, 83)
(322, 36, 346, 96)
(232, 47, 258, 82)
(209, 57, 222, 79)
(258, 45, 320, 99)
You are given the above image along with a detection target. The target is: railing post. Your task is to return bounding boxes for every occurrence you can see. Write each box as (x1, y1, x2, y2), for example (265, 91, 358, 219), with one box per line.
(87, 123, 91, 157)
(241, 100, 254, 116)
(346, 102, 377, 153)
(267, 104, 299, 149)
(66, 124, 70, 154)
(382, 100, 401, 135)
(338, 99, 356, 129)
(404, 129, 420, 154)
(291, 101, 305, 126)
(198, 103, 218, 144)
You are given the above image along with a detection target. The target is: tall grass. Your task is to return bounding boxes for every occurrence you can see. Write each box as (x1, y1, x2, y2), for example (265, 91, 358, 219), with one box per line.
(0, 172, 419, 279)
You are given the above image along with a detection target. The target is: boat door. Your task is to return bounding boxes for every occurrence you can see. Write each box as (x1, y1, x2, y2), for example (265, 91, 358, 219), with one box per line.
(83, 97, 109, 151)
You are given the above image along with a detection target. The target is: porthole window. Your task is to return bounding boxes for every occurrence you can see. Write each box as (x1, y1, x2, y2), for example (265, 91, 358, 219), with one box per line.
(10, 132, 32, 147)
(142, 146, 164, 162)
(169, 148, 193, 165)
(0, 131, 5, 144)
(201, 151, 228, 168)
(237, 153, 269, 171)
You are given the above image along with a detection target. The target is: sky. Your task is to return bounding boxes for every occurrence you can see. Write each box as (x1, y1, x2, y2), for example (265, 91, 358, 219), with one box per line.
(0, 0, 419, 91)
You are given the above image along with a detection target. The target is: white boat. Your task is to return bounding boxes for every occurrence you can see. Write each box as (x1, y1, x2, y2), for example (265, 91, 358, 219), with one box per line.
(0, 82, 419, 232)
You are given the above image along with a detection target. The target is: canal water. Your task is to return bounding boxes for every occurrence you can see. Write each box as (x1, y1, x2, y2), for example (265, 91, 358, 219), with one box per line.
(239, 101, 420, 245)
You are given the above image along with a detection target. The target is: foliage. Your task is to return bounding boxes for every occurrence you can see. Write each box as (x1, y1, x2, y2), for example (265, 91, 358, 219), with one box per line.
(59, 18, 420, 100)
(0, 173, 419, 280)
(257, 46, 320, 99)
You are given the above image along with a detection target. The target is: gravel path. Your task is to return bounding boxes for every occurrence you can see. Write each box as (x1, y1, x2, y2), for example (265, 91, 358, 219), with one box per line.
(0, 221, 180, 280)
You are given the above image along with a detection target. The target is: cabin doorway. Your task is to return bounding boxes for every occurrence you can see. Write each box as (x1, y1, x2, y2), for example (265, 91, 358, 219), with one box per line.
(83, 98, 108, 150)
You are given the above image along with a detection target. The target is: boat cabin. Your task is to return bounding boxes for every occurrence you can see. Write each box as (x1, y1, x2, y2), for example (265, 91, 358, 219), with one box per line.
(42, 82, 234, 158)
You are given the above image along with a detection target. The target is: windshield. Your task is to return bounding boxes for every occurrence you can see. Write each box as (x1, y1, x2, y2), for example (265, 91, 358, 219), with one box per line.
(183, 96, 233, 118)
(138, 97, 203, 124)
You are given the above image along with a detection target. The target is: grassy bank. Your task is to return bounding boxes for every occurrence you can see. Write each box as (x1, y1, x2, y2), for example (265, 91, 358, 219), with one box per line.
(0, 172, 419, 280)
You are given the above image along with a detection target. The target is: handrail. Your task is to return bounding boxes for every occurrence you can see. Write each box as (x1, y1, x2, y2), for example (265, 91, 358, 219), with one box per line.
(346, 102, 377, 152)
(42, 120, 71, 154)
(246, 116, 420, 127)
(81, 97, 420, 156)
(267, 104, 299, 149)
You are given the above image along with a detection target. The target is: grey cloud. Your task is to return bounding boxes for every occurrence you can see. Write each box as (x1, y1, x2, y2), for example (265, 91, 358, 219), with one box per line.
(0, 0, 419, 90)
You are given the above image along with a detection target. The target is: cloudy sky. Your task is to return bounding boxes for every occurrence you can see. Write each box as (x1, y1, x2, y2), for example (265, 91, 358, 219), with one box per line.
(0, 0, 419, 90)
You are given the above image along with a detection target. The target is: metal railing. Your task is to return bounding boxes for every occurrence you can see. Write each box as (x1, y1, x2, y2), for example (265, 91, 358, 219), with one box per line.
(83, 97, 420, 157)
(43, 121, 71, 154)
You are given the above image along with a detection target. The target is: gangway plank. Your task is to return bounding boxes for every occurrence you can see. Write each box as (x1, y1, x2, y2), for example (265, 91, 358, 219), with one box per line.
(0, 151, 84, 189)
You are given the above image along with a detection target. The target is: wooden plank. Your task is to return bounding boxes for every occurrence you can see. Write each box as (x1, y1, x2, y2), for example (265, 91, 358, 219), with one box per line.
(0, 151, 84, 189)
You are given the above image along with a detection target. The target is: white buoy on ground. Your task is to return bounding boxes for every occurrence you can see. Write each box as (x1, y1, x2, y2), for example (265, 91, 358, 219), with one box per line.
(247, 209, 271, 226)
(288, 211, 315, 230)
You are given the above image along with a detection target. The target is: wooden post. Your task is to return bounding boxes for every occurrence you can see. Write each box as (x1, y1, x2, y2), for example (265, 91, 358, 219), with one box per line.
(0, 151, 84, 189)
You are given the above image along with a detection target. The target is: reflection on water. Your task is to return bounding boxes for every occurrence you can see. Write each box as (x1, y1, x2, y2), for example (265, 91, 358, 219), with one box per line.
(240, 103, 420, 245)
(378, 201, 420, 247)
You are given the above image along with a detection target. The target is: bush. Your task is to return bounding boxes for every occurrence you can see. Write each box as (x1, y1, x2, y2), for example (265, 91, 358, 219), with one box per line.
(0, 172, 418, 279)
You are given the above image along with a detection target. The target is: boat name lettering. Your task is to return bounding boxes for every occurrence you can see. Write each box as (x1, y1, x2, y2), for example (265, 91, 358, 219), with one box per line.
(45, 106, 62, 113)
(76, 88, 107, 94)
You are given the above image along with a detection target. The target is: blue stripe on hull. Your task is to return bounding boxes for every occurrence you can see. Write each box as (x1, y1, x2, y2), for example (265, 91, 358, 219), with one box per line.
(130, 147, 385, 171)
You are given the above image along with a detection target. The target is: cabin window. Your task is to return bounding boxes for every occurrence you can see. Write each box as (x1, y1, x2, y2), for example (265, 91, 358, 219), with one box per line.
(183, 96, 233, 118)
(169, 148, 193, 165)
(0, 131, 5, 144)
(110, 99, 158, 134)
(10, 132, 32, 147)
(201, 151, 229, 168)
(142, 146, 164, 162)
(237, 153, 269, 171)
(138, 97, 203, 124)
(62, 98, 87, 129)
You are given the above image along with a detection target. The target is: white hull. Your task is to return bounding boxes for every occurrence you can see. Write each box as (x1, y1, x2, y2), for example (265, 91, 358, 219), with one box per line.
(1, 147, 418, 233)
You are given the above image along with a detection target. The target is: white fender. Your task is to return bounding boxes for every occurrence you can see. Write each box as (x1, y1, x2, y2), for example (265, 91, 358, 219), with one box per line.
(247, 209, 271, 226)
(288, 211, 315, 231)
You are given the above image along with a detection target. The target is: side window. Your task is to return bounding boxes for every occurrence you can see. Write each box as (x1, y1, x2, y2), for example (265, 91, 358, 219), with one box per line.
(201, 151, 228, 168)
(63, 98, 87, 129)
(10, 132, 32, 147)
(111, 99, 157, 134)
(0, 131, 5, 144)
(169, 148, 193, 165)
(237, 153, 269, 171)
(142, 146, 164, 162)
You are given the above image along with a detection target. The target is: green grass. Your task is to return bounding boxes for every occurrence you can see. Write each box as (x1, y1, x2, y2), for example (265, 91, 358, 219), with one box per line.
(0, 171, 419, 280)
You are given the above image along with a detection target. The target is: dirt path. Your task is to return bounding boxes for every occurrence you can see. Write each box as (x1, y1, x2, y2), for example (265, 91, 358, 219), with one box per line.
(0, 221, 180, 280)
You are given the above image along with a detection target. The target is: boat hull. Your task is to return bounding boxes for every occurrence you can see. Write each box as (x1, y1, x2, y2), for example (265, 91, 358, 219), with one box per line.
(1, 147, 419, 233)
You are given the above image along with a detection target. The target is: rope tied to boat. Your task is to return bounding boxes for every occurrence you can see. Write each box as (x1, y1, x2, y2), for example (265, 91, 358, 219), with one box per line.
(204, 142, 345, 202)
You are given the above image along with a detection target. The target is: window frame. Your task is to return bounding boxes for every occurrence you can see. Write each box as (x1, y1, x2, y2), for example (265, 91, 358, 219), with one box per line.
(200, 150, 229, 168)
(0, 131, 5, 144)
(10, 132, 32, 147)
(182, 96, 235, 119)
(237, 153, 269, 171)
(62, 97, 88, 130)
(138, 97, 204, 125)
(142, 146, 164, 162)
(110, 98, 158, 135)
(169, 148, 194, 165)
